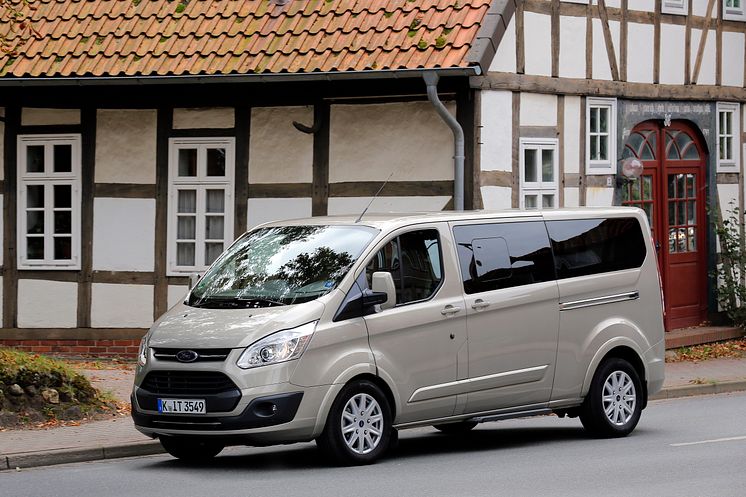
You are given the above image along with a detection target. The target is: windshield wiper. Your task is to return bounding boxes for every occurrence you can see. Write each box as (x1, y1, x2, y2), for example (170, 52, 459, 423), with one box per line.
(189, 296, 286, 309)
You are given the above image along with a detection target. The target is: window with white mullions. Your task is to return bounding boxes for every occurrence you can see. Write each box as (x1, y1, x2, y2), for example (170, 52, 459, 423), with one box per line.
(716, 102, 740, 170)
(520, 139, 558, 210)
(168, 138, 235, 275)
(662, 0, 687, 16)
(17, 135, 81, 269)
(586, 98, 617, 175)
(724, 0, 746, 21)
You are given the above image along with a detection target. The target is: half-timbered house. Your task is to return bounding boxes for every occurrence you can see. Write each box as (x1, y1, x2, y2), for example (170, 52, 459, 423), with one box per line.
(0, 0, 744, 356)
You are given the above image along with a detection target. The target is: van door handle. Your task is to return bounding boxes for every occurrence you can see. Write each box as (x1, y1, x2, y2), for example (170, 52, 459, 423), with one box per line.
(471, 299, 491, 310)
(440, 305, 462, 316)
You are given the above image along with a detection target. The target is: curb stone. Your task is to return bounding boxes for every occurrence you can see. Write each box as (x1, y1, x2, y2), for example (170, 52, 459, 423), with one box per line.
(2, 381, 746, 471)
(649, 379, 746, 401)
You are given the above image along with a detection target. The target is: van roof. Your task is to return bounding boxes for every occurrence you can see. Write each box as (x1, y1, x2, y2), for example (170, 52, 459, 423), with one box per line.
(257, 207, 645, 231)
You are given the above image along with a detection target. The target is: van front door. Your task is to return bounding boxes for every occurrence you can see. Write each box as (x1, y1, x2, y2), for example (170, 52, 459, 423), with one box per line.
(452, 220, 560, 414)
(363, 225, 468, 425)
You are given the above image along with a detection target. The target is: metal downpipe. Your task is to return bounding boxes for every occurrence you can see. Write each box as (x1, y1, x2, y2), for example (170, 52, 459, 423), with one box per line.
(423, 72, 464, 211)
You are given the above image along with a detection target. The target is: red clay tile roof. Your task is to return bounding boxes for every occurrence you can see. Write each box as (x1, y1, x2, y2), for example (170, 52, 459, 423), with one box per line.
(0, 0, 492, 78)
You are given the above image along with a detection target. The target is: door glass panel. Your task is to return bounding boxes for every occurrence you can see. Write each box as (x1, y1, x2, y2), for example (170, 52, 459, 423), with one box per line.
(54, 185, 72, 208)
(177, 190, 196, 213)
(206, 148, 226, 177)
(27, 211, 44, 234)
(668, 173, 696, 254)
(54, 237, 72, 260)
(206, 189, 225, 213)
(27, 185, 44, 208)
(542, 194, 554, 208)
(524, 195, 537, 209)
(27, 237, 44, 259)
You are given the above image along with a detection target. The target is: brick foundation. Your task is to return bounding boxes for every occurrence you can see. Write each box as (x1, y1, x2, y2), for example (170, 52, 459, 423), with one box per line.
(0, 339, 141, 358)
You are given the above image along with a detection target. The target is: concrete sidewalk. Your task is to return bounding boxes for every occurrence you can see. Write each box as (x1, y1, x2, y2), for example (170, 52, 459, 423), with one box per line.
(2, 357, 746, 471)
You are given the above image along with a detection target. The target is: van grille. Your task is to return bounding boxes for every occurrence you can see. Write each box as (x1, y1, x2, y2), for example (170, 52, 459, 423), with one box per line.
(151, 348, 231, 363)
(141, 371, 237, 395)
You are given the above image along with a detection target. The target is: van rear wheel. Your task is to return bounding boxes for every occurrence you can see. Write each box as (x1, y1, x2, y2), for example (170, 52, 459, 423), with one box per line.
(433, 421, 478, 434)
(579, 357, 643, 438)
(159, 436, 224, 461)
(316, 380, 392, 465)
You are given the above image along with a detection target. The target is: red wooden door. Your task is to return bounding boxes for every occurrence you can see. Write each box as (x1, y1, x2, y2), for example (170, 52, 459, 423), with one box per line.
(622, 121, 707, 330)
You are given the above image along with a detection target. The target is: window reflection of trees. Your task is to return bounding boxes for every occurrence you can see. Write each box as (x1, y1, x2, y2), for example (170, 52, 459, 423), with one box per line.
(190, 226, 371, 307)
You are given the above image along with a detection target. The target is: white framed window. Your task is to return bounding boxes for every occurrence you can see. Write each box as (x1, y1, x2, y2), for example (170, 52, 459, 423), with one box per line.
(562, 0, 590, 4)
(717, 102, 740, 171)
(167, 137, 235, 275)
(586, 97, 617, 175)
(520, 138, 559, 210)
(662, 0, 687, 15)
(724, 0, 746, 21)
(17, 134, 81, 270)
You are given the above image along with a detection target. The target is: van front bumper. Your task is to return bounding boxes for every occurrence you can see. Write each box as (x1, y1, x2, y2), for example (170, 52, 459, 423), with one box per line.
(132, 382, 329, 443)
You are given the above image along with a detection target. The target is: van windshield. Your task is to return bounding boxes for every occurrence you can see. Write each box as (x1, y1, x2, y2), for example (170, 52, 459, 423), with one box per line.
(187, 225, 379, 309)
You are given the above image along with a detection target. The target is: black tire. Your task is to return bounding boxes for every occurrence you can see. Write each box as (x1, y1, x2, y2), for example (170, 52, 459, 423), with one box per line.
(579, 357, 643, 438)
(433, 421, 478, 434)
(316, 380, 392, 465)
(159, 436, 224, 461)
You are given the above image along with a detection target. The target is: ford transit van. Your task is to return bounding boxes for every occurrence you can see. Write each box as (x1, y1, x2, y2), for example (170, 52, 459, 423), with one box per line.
(132, 207, 665, 465)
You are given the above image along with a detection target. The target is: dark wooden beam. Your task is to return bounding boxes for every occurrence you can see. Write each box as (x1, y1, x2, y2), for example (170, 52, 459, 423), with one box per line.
(153, 108, 171, 320)
(2, 106, 20, 328)
(598, 0, 621, 81)
(692, 0, 717, 84)
(311, 102, 330, 216)
(551, 0, 560, 78)
(516, 1, 526, 74)
(94, 183, 156, 199)
(234, 106, 250, 237)
(511, 92, 520, 208)
(329, 181, 454, 197)
(653, 0, 662, 84)
(78, 108, 95, 328)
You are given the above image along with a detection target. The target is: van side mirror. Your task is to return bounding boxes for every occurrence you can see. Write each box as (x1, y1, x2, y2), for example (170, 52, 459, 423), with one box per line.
(189, 273, 201, 290)
(371, 271, 396, 310)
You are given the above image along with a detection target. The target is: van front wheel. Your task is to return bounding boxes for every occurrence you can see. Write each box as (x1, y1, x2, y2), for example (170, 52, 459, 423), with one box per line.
(580, 357, 643, 438)
(317, 380, 392, 465)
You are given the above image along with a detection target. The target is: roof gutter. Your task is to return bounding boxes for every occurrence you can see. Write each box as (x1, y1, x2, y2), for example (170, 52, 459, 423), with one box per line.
(0, 66, 481, 87)
(424, 71, 465, 211)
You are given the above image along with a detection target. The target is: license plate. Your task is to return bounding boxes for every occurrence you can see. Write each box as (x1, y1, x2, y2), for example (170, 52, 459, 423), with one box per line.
(157, 398, 206, 414)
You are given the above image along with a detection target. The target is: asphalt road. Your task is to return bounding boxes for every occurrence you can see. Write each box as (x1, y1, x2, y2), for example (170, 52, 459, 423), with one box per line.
(3, 392, 746, 497)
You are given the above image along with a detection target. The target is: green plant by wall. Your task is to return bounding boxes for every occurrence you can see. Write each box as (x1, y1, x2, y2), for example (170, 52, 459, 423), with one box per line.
(712, 202, 746, 329)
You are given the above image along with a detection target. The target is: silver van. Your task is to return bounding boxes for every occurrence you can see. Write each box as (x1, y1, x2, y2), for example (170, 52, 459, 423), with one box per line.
(132, 208, 665, 465)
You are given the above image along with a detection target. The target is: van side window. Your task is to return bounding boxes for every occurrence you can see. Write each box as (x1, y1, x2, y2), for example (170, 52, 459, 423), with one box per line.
(366, 229, 443, 305)
(546, 218, 646, 279)
(453, 222, 555, 294)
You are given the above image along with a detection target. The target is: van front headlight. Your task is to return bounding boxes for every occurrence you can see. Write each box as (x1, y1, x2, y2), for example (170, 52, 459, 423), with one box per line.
(236, 321, 316, 369)
(137, 336, 149, 367)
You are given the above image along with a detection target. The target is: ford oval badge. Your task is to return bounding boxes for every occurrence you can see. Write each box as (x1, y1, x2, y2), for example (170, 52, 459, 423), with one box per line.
(176, 350, 199, 363)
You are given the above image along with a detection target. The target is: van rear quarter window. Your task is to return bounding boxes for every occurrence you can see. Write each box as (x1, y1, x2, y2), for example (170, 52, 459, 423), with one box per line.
(546, 217, 646, 279)
(453, 222, 555, 294)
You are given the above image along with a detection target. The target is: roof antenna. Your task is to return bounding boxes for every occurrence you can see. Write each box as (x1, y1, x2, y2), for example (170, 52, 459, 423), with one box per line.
(355, 171, 394, 223)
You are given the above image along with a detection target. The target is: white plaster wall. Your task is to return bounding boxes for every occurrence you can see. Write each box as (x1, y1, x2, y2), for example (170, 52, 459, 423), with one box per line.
(592, 19, 620, 81)
(564, 96, 581, 174)
(723, 32, 746, 88)
(95, 110, 157, 184)
(692, 0, 716, 17)
(586, 187, 614, 207)
(524, 12, 552, 77)
(605, 0, 621, 8)
(626, 23, 654, 84)
(0, 113, 4, 181)
(17, 280, 78, 328)
(168, 285, 189, 309)
(327, 196, 451, 215)
(480, 186, 512, 210)
(489, 16, 516, 73)
(249, 106, 313, 184)
(247, 198, 313, 229)
(627, 0, 655, 12)
(92, 198, 156, 271)
(173, 108, 234, 129)
(480, 91, 513, 172)
(91, 283, 153, 328)
(21, 108, 80, 126)
(564, 187, 580, 207)
(559, 15, 587, 79)
(691, 29, 717, 85)
(329, 102, 455, 182)
(660, 24, 686, 85)
(717, 184, 740, 224)
(0, 194, 3, 266)
(520, 93, 557, 126)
